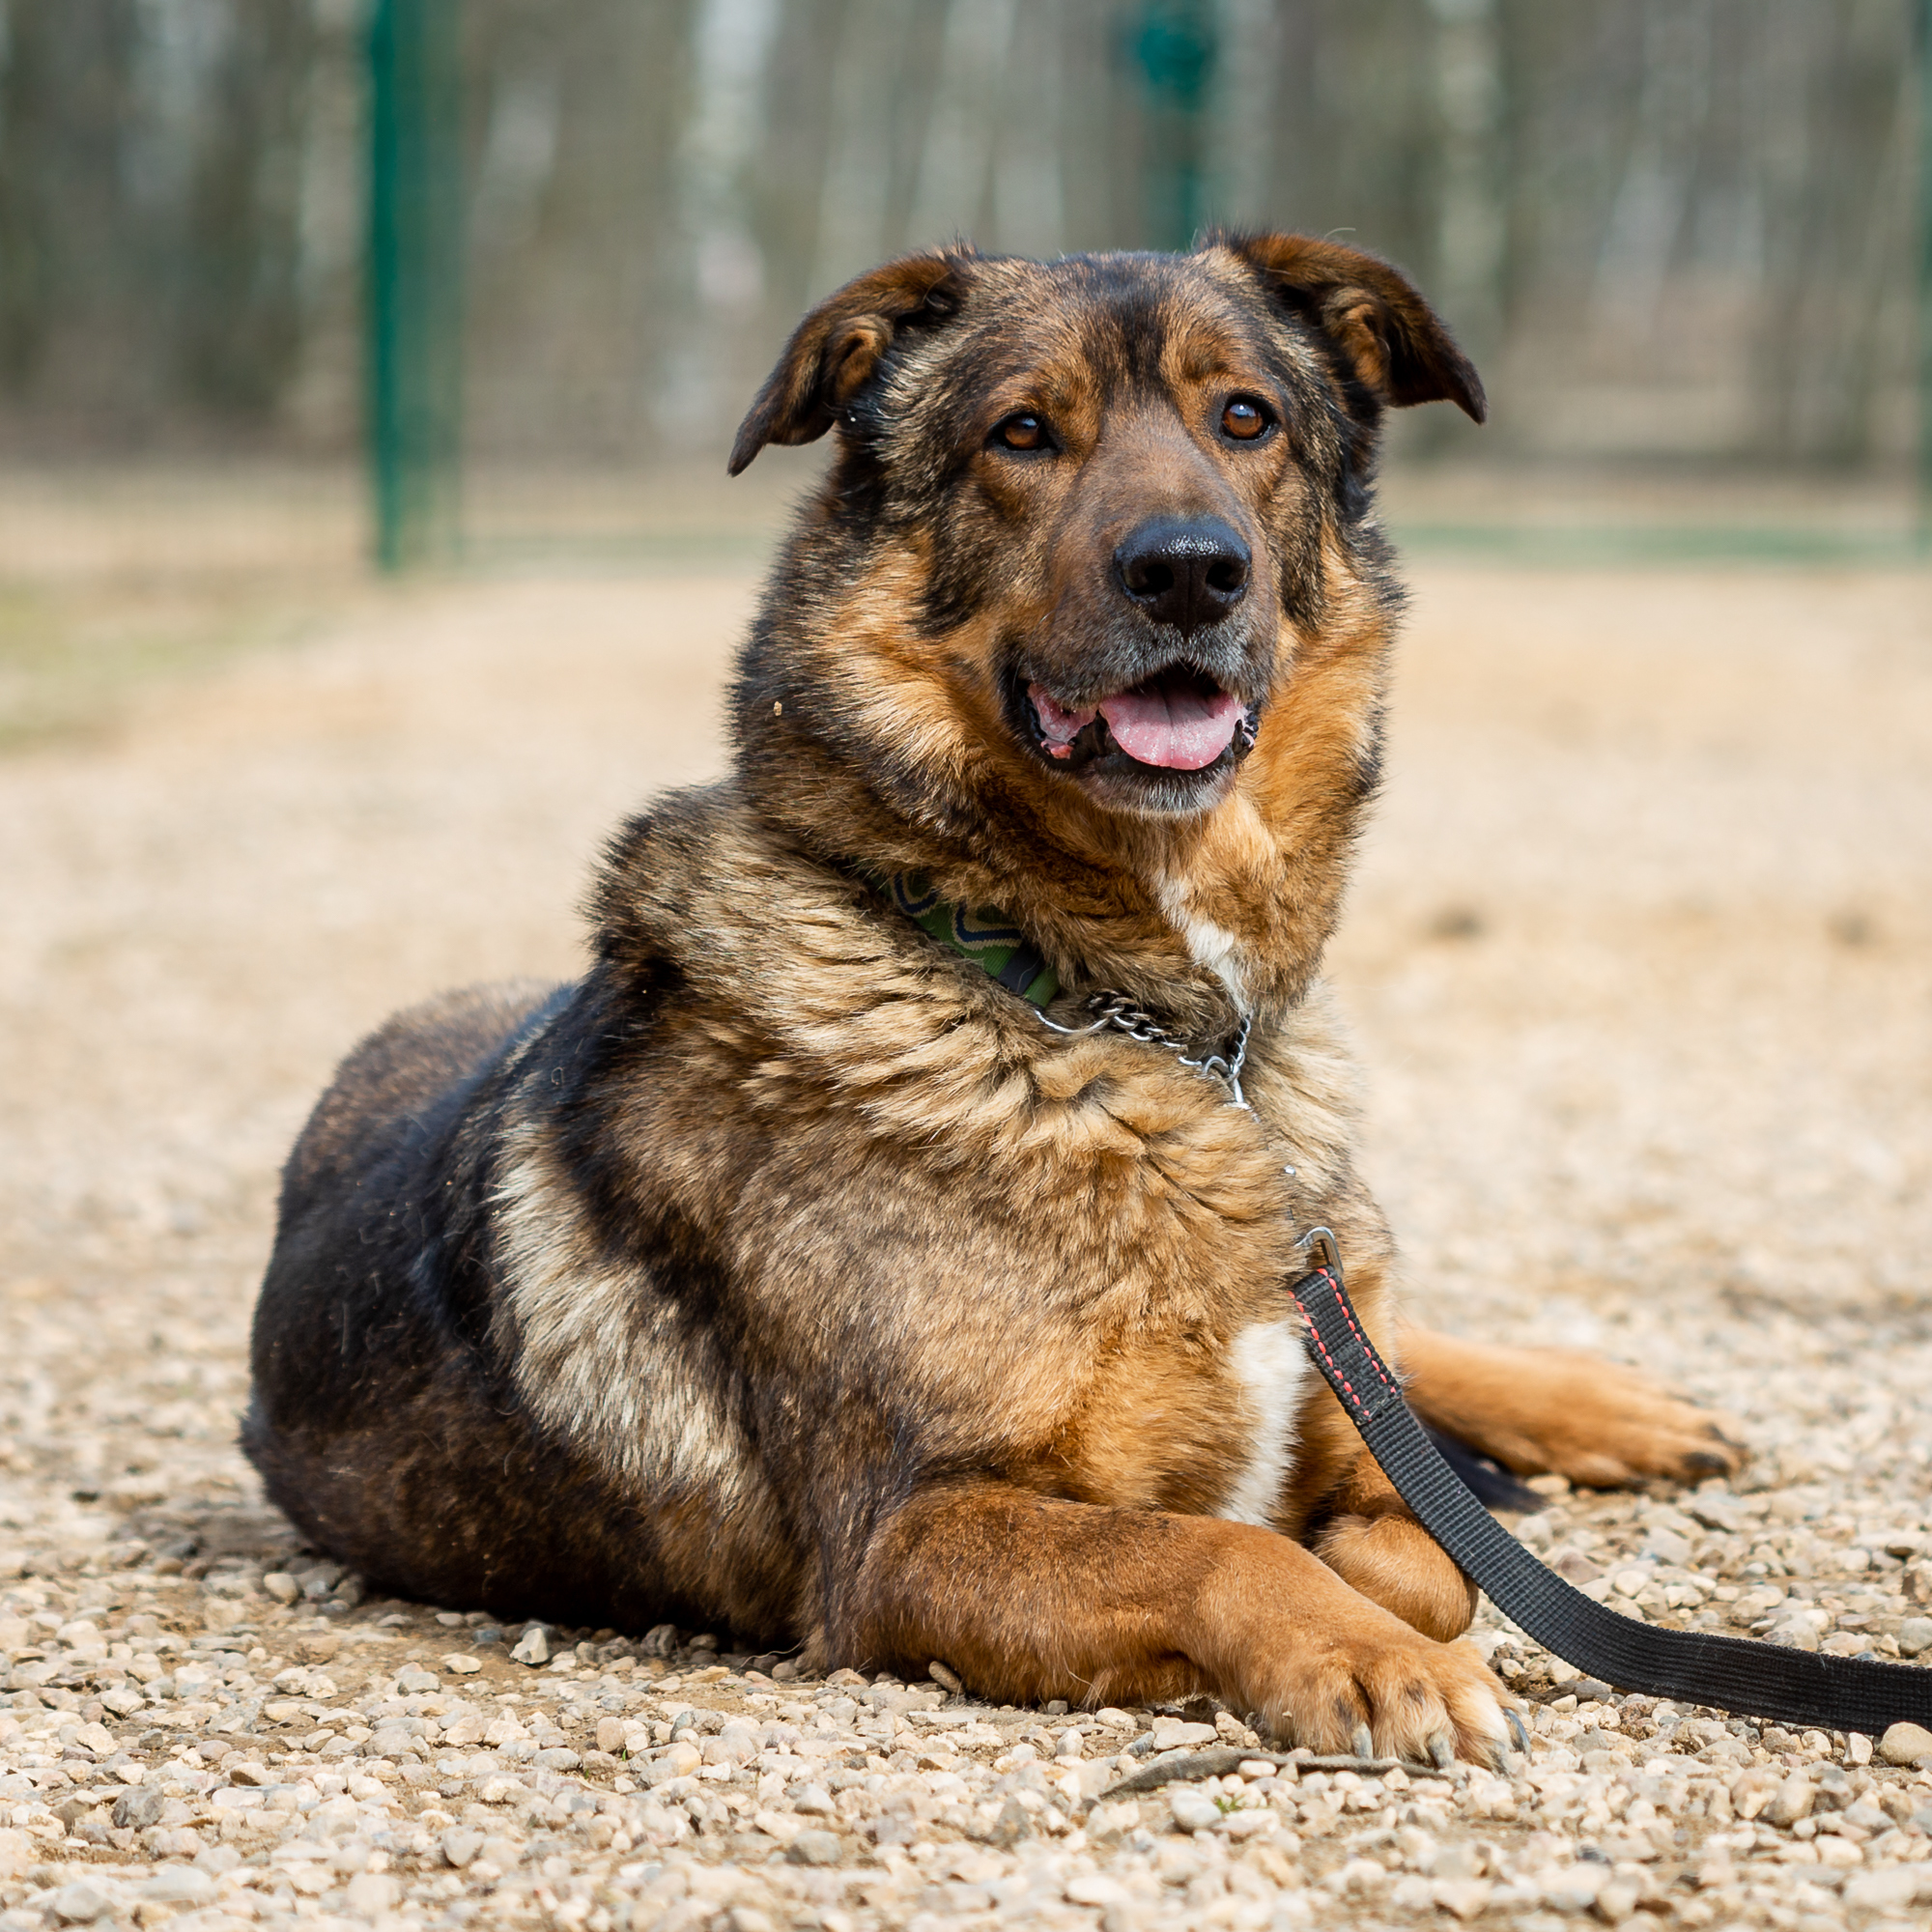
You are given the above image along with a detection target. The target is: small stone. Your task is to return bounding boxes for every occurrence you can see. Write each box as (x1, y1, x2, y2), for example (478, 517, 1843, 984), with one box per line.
(1843, 1867, 1922, 1911)
(1694, 1852, 1735, 1889)
(1594, 1878, 1642, 1923)
(1765, 1774, 1814, 1827)
(440, 1652, 482, 1674)
(1881, 1721, 1932, 1765)
(786, 1829, 841, 1866)
(645, 1742, 701, 1783)
(595, 1716, 629, 1754)
(138, 1869, 213, 1907)
(1169, 1787, 1223, 1833)
(394, 1663, 439, 1694)
(1066, 1875, 1130, 1908)
(43, 1882, 119, 1925)
(1537, 1864, 1606, 1912)
(261, 1572, 299, 1605)
(1894, 1618, 1932, 1657)
(511, 1625, 551, 1665)
(346, 1871, 398, 1913)
(1150, 1718, 1217, 1750)
(112, 1785, 164, 1830)
(1685, 1494, 1743, 1534)
(0, 1830, 28, 1880)
(1846, 1731, 1873, 1765)
(442, 1827, 482, 1867)
(1434, 1879, 1492, 1922)
(792, 1782, 835, 1816)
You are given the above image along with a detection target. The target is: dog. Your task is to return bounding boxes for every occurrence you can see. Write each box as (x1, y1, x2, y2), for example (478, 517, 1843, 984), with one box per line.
(245, 234, 1739, 1765)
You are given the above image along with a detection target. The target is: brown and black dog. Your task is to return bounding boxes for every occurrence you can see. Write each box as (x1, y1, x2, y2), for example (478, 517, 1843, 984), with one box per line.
(245, 235, 1738, 1765)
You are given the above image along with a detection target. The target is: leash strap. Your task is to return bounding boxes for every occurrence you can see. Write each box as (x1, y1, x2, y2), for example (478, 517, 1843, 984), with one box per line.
(1289, 1245, 1932, 1736)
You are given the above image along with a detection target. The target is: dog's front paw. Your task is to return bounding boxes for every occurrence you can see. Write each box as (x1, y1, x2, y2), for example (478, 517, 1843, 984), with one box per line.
(1315, 1510, 1478, 1642)
(1249, 1610, 1518, 1769)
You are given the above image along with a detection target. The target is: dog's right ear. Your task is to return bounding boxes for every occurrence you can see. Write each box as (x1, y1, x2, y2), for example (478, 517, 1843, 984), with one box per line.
(727, 249, 976, 474)
(1216, 232, 1486, 424)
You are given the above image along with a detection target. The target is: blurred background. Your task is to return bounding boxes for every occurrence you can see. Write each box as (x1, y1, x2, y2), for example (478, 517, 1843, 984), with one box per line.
(0, 0, 1927, 584)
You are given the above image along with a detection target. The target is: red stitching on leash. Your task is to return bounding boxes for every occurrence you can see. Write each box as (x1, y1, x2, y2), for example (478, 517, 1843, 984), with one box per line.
(1323, 1275, 1399, 1398)
(1291, 1268, 1364, 1415)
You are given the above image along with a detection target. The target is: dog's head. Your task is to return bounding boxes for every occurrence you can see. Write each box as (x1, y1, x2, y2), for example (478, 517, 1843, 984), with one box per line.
(728, 237, 1479, 1003)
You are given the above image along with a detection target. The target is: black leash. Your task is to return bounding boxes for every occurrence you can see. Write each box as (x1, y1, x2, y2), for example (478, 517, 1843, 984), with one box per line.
(1290, 1233, 1932, 1736)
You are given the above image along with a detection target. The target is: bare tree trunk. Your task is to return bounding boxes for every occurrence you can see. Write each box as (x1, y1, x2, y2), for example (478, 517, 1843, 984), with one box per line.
(1203, 0, 1280, 233)
(656, 0, 781, 451)
(907, 0, 1018, 248)
(1430, 0, 1507, 359)
(992, 0, 1066, 258)
(810, 0, 917, 295)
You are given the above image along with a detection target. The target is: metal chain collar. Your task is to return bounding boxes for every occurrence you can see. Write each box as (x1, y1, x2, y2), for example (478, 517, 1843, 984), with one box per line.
(1036, 991, 1252, 1108)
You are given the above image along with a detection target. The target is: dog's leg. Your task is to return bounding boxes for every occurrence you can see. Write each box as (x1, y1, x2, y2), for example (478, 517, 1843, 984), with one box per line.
(1306, 1445, 1479, 1643)
(845, 1481, 1515, 1766)
(1398, 1325, 1744, 1489)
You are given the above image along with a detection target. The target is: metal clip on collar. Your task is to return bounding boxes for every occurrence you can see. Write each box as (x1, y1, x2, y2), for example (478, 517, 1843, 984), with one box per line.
(1295, 1225, 1343, 1281)
(1037, 994, 1251, 1108)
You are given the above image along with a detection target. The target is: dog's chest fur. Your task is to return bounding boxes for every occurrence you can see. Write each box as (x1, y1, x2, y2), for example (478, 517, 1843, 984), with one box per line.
(490, 797, 1360, 1543)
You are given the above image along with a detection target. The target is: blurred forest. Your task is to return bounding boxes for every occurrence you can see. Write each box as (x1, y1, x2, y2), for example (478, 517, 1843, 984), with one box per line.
(0, 0, 1924, 475)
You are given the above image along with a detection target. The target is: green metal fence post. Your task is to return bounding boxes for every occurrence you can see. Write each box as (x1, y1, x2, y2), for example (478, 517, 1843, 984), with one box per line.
(1132, 0, 1217, 250)
(367, 0, 464, 571)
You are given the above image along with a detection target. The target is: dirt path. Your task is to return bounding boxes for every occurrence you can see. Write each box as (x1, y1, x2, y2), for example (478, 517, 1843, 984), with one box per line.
(1, 557, 1930, 1929)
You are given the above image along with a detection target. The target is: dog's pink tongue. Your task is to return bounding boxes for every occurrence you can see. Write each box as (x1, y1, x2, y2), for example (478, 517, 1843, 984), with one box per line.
(1097, 685, 1244, 770)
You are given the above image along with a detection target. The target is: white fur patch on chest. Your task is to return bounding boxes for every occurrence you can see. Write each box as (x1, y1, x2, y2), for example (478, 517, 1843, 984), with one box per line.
(1218, 1317, 1309, 1528)
(1155, 878, 1251, 1012)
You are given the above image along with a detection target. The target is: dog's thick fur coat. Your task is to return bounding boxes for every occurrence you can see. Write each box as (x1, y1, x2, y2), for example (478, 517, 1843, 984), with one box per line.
(247, 237, 1736, 1762)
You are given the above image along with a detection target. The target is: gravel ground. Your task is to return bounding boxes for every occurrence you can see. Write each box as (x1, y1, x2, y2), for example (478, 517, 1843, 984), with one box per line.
(1, 556, 1930, 1932)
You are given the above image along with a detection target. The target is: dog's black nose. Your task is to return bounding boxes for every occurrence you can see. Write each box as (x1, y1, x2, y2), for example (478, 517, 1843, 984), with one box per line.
(1114, 516, 1251, 633)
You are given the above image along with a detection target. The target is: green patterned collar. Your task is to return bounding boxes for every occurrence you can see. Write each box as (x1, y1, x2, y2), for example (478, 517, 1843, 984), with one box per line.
(867, 869, 1060, 1008)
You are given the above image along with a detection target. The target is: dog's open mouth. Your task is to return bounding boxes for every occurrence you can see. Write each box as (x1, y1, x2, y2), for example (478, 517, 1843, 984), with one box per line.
(1027, 666, 1255, 775)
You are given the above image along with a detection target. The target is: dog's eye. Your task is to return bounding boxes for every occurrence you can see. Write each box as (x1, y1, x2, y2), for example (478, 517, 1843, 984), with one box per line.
(1220, 397, 1271, 442)
(991, 413, 1050, 452)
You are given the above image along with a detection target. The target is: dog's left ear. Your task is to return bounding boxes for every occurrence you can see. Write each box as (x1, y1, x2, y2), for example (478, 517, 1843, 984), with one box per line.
(728, 248, 977, 474)
(1215, 232, 1486, 424)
